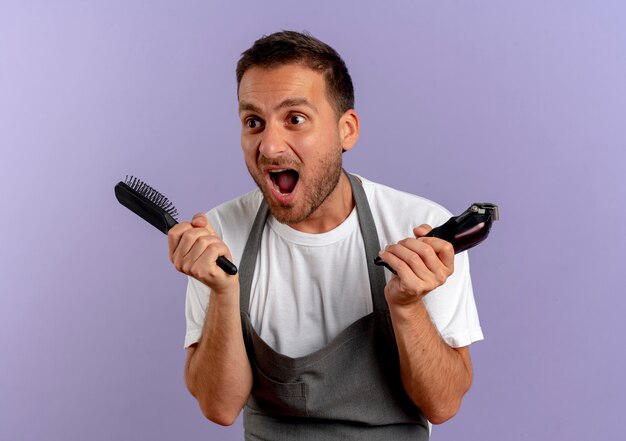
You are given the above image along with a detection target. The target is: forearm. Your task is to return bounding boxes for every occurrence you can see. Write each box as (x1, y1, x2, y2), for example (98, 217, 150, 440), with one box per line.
(186, 286, 252, 425)
(389, 299, 472, 424)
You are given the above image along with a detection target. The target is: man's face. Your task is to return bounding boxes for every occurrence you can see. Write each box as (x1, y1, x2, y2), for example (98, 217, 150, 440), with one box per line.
(238, 64, 349, 226)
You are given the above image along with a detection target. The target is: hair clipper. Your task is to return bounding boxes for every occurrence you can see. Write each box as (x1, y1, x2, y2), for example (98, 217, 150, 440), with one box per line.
(374, 203, 499, 274)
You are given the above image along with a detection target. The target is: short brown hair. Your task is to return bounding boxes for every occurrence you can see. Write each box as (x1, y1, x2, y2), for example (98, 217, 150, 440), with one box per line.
(236, 31, 355, 117)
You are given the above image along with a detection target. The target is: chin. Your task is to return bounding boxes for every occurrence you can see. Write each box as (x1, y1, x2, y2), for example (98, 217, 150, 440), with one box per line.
(266, 201, 307, 225)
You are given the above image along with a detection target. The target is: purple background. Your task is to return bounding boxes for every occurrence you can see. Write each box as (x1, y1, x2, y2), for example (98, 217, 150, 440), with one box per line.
(1, 1, 625, 440)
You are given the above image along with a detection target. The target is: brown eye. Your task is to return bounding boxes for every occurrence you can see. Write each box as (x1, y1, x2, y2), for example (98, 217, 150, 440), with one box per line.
(289, 115, 305, 125)
(246, 117, 262, 129)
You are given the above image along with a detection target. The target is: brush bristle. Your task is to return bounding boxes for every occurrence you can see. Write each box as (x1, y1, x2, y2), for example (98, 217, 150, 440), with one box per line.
(124, 175, 179, 220)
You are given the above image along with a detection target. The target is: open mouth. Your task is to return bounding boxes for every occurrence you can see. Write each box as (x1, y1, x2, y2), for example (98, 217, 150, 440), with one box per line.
(268, 169, 299, 195)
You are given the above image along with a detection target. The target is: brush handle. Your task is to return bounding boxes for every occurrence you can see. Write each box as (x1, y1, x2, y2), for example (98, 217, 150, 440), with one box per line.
(215, 256, 238, 276)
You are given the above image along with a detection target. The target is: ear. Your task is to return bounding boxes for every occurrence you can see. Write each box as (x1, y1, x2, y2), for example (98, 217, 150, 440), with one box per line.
(338, 109, 359, 152)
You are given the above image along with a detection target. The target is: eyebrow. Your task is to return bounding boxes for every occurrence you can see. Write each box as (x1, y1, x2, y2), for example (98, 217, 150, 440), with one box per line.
(239, 97, 318, 114)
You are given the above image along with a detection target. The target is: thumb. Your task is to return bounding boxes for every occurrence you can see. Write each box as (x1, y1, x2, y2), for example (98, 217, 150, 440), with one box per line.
(413, 224, 432, 238)
(191, 213, 218, 235)
(191, 213, 208, 228)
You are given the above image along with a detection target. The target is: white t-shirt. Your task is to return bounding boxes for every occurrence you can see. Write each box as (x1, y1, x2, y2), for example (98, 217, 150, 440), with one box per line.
(184, 175, 484, 357)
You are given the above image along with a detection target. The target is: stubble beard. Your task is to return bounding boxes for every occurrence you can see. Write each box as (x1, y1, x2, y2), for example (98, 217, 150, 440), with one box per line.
(247, 148, 344, 225)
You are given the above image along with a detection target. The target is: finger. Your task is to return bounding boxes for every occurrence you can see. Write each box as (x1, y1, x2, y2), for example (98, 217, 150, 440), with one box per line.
(385, 241, 433, 281)
(379, 247, 438, 299)
(380, 246, 445, 298)
(180, 234, 224, 274)
(419, 236, 455, 270)
(391, 239, 452, 285)
(173, 227, 215, 265)
(193, 239, 235, 282)
(168, 222, 194, 261)
(378, 248, 418, 283)
(406, 237, 453, 280)
(413, 224, 432, 237)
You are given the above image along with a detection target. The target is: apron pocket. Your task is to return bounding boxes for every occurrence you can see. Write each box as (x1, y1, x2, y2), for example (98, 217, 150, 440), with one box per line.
(248, 363, 308, 418)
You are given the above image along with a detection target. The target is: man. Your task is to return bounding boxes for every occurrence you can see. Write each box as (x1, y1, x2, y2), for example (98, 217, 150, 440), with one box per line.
(168, 31, 483, 440)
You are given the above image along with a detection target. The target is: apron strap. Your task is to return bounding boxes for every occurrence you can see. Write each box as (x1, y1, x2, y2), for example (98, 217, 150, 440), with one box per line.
(239, 198, 269, 313)
(347, 173, 389, 312)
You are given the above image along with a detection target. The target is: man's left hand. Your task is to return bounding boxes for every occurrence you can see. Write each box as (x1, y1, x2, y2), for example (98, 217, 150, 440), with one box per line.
(378, 224, 455, 307)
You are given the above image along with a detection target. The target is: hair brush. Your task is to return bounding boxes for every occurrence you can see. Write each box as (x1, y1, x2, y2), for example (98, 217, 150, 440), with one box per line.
(374, 202, 499, 275)
(114, 176, 238, 275)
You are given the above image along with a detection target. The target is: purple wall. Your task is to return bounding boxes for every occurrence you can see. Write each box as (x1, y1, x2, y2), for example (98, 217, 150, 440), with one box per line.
(2, 1, 625, 440)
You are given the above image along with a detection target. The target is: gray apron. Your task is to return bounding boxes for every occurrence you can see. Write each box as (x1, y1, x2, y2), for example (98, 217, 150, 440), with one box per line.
(238, 173, 429, 440)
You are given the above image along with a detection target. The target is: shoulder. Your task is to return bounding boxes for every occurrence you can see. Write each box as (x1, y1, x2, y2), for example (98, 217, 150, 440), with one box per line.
(355, 174, 452, 239)
(355, 175, 482, 345)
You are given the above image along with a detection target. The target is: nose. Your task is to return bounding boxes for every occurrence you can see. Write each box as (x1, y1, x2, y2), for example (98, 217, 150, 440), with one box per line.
(259, 123, 288, 158)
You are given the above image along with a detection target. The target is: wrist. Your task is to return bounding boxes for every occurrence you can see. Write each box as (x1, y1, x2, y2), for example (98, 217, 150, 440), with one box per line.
(386, 295, 429, 322)
(384, 284, 427, 308)
(209, 278, 240, 300)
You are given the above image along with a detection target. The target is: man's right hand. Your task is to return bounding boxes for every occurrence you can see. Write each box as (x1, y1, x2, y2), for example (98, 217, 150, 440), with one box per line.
(168, 213, 238, 294)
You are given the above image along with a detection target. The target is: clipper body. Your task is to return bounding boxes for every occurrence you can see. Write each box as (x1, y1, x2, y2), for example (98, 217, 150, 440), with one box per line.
(374, 203, 499, 274)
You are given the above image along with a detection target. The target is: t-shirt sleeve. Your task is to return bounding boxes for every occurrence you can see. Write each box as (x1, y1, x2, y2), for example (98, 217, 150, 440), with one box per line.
(423, 250, 484, 348)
